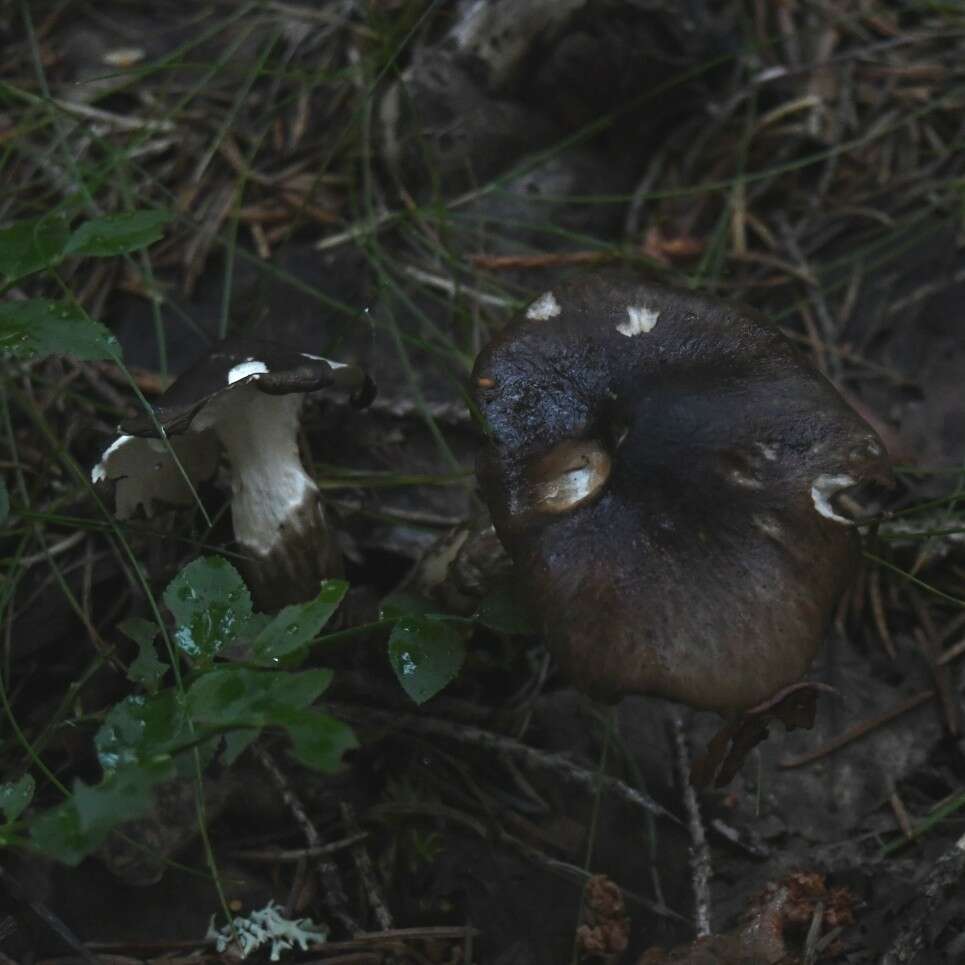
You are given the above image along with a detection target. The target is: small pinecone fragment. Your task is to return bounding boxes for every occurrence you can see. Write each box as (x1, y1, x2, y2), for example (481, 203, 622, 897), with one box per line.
(576, 875, 630, 958)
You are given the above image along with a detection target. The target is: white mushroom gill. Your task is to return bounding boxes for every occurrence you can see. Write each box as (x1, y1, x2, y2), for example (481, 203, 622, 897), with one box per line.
(91, 434, 134, 483)
(227, 359, 269, 384)
(810, 473, 857, 525)
(526, 291, 562, 321)
(616, 305, 660, 337)
(91, 431, 219, 520)
(300, 352, 349, 370)
(194, 386, 316, 557)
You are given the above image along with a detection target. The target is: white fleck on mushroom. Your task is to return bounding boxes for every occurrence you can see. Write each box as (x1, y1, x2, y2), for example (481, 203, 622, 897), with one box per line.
(616, 305, 660, 337)
(525, 291, 561, 321)
(728, 468, 764, 490)
(755, 442, 779, 462)
(810, 474, 858, 525)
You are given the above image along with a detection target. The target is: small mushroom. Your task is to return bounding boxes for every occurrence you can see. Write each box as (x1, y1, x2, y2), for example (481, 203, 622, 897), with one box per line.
(471, 274, 891, 716)
(93, 337, 374, 607)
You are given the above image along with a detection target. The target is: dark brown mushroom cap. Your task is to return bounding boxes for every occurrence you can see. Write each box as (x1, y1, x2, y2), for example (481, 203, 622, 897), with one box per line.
(472, 275, 891, 713)
(121, 336, 375, 437)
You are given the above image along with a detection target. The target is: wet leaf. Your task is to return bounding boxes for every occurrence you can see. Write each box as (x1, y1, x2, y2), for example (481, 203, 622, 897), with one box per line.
(251, 579, 349, 664)
(388, 616, 466, 705)
(64, 209, 171, 257)
(187, 667, 332, 727)
(0, 299, 120, 361)
(119, 617, 166, 692)
(0, 774, 35, 823)
(187, 667, 349, 770)
(378, 591, 434, 622)
(163, 556, 252, 666)
(0, 212, 70, 282)
(288, 715, 358, 772)
(30, 761, 173, 866)
(94, 691, 188, 774)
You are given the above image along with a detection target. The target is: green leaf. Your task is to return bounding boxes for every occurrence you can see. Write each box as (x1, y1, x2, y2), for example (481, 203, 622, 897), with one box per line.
(288, 714, 358, 772)
(388, 616, 466, 705)
(221, 728, 260, 766)
(0, 477, 8, 526)
(378, 591, 435, 622)
(64, 209, 171, 257)
(95, 690, 189, 774)
(187, 666, 332, 728)
(30, 761, 172, 866)
(163, 556, 252, 666)
(251, 579, 349, 664)
(0, 774, 35, 823)
(0, 212, 70, 282)
(119, 617, 166, 692)
(475, 579, 537, 635)
(0, 299, 120, 361)
(187, 667, 351, 770)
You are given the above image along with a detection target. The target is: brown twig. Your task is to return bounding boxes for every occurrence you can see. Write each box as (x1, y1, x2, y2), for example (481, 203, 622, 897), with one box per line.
(672, 715, 711, 937)
(227, 832, 369, 863)
(330, 703, 679, 825)
(340, 802, 393, 932)
(253, 743, 359, 934)
(881, 831, 965, 964)
(468, 250, 618, 271)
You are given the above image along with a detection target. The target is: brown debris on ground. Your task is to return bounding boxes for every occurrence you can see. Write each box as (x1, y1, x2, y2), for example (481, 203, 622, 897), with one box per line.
(577, 875, 631, 960)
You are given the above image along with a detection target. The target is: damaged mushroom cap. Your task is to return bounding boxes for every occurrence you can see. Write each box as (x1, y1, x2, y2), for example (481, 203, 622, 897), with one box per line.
(472, 275, 891, 714)
(93, 337, 375, 607)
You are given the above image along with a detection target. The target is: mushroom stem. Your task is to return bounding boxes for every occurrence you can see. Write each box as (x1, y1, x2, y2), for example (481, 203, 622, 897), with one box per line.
(203, 386, 341, 605)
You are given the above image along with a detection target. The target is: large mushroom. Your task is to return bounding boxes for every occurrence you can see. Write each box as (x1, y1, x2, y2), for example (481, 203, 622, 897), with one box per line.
(93, 337, 374, 607)
(471, 275, 891, 724)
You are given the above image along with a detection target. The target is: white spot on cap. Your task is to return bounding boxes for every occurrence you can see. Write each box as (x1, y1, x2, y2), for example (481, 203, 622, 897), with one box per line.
(227, 360, 269, 384)
(729, 469, 764, 490)
(526, 291, 561, 321)
(92, 434, 134, 483)
(811, 474, 856, 525)
(617, 305, 659, 337)
(756, 442, 778, 462)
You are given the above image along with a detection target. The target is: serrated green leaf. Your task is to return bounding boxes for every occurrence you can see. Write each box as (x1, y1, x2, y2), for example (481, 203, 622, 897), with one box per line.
(119, 617, 166, 692)
(388, 616, 466, 705)
(0, 774, 35, 823)
(30, 761, 172, 866)
(251, 579, 348, 664)
(0, 299, 120, 361)
(187, 667, 350, 770)
(94, 690, 188, 774)
(163, 556, 252, 666)
(0, 213, 70, 282)
(64, 209, 171, 257)
(288, 714, 358, 772)
(475, 579, 537, 635)
(0, 477, 8, 526)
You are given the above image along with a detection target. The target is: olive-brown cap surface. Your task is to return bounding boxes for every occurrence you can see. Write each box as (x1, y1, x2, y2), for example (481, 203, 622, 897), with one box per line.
(472, 275, 890, 712)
